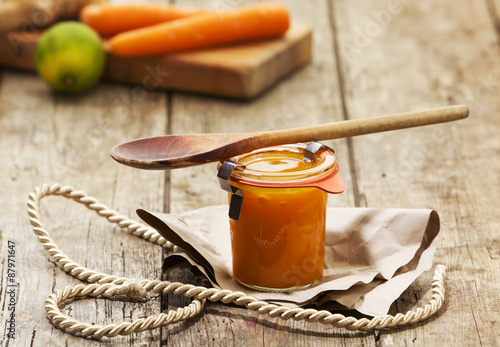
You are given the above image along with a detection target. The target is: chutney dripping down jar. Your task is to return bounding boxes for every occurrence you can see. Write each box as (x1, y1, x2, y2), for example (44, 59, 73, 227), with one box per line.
(217, 142, 345, 292)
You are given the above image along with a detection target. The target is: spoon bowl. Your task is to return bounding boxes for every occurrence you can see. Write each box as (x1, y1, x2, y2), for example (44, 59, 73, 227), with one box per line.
(111, 133, 263, 169)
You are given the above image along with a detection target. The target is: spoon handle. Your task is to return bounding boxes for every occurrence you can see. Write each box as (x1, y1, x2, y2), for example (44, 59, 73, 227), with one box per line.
(256, 104, 469, 145)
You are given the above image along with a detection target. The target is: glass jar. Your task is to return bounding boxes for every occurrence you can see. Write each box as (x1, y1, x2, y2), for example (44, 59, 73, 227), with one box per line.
(219, 143, 344, 292)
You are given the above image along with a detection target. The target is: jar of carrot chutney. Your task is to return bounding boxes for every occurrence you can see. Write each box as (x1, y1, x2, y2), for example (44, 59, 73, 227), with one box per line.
(217, 142, 345, 292)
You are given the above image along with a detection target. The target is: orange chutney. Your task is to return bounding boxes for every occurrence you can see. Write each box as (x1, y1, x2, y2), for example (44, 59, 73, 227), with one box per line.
(225, 144, 344, 291)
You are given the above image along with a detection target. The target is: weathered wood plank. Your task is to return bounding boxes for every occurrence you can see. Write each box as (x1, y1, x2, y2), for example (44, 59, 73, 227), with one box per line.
(0, 72, 168, 346)
(333, 0, 500, 345)
(164, 0, 371, 346)
(0, 0, 173, 344)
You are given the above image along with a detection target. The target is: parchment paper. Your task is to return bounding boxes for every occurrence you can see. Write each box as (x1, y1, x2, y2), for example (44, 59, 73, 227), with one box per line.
(138, 206, 440, 317)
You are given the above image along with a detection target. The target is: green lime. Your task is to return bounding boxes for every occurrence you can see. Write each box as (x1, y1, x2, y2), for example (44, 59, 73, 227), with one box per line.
(35, 21, 106, 93)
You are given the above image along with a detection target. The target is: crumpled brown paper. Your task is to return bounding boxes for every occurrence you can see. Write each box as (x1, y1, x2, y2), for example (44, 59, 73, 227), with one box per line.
(137, 206, 440, 317)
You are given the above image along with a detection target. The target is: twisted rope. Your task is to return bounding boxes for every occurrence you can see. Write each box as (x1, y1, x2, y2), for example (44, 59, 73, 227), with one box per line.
(28, 183, 447, 339)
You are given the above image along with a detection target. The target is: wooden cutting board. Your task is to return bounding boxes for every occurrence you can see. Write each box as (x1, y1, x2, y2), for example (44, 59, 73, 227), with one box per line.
(0, 24, 311, 99)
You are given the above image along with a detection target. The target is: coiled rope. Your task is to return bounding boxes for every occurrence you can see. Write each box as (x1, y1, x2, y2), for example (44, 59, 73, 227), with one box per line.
(27, 183, 447, 339)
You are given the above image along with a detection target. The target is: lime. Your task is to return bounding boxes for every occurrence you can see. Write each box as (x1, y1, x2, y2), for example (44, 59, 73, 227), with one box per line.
(35, 21, 106, 93)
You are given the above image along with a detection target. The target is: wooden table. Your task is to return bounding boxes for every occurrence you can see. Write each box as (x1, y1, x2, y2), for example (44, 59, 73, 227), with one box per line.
(1, 0, 499, 346)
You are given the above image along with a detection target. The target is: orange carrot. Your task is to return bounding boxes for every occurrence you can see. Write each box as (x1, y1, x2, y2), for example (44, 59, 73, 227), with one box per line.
(108, 2, 290, 57)
(80, 3, 206, 36)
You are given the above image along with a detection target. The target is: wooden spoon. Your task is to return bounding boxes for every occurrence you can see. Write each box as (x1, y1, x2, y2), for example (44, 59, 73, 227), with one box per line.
(111, 105, 468, 169)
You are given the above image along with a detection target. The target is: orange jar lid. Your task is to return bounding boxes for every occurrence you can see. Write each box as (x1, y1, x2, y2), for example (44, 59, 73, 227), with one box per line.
(224, 143, 345, 194)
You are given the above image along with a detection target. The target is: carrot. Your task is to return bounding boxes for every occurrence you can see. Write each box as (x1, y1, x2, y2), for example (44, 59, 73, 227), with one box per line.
(80, 3, 206, 36)
(108, 2, 290, 57)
